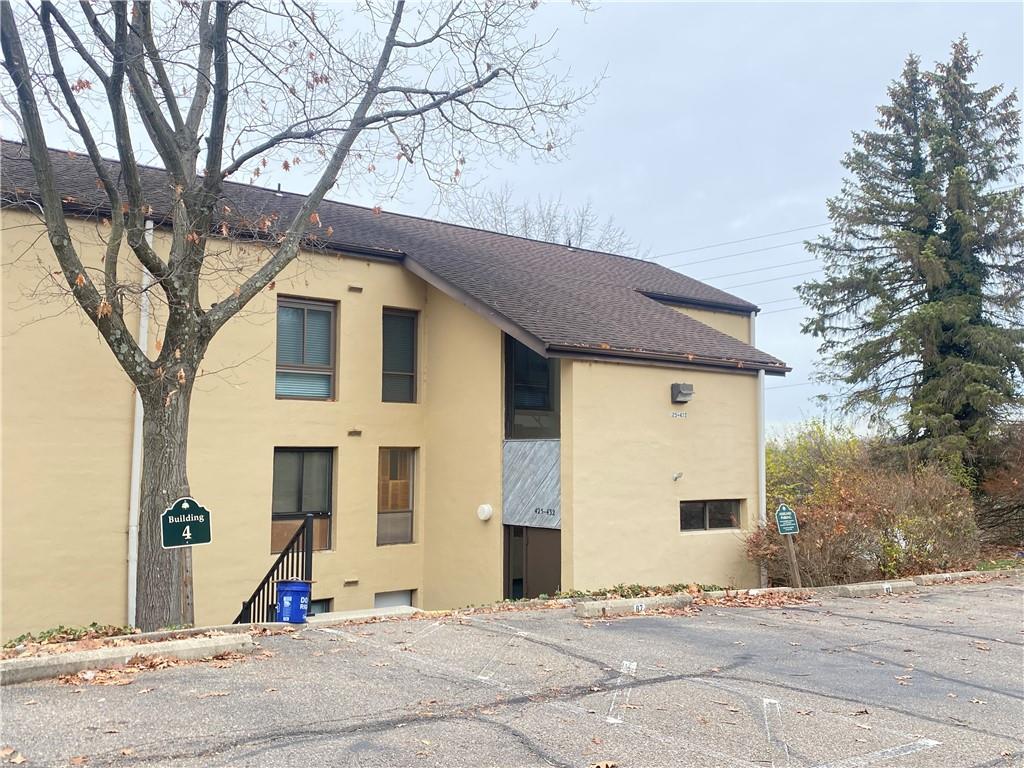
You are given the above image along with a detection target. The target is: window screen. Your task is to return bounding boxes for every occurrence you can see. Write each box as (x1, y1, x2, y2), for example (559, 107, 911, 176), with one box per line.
(271, 448, 333, 552)
(382, 310, 416, 402)
(276, 299, 335, 398)
(377, 447, 414, 545)
(680, 500, 741, 531)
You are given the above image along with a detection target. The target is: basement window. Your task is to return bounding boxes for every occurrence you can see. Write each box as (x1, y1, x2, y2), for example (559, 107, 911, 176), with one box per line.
(308, 598, 333, 616)
(680, 500, 740, 531)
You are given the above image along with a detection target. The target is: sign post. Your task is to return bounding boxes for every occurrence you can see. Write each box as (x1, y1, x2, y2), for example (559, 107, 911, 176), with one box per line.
(161, 497, 212, 549)
(774, 503, 802, 589)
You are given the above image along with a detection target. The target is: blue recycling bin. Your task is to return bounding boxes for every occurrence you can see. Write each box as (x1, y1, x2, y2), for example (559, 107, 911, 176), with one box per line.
(275, 580, 311, 624)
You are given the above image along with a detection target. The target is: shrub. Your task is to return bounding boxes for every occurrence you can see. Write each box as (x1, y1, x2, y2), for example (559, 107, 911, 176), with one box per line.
(977, 425, 1024, 546)
(748, 422, 980, 586)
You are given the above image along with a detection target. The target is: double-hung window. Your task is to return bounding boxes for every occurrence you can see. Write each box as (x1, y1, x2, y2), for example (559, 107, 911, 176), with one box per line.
(382, 309, 417, 402)
(377, 448, 415, 545)
(271, 448, 333, 552)
(680, 500, 740, 531)
(276, 298, 335, 399)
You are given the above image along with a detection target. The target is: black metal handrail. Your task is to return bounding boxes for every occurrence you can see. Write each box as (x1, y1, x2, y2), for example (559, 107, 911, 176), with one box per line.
(234, 513, 314, 624)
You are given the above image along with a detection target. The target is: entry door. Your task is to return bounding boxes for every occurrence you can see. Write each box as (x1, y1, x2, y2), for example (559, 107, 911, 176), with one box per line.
(504, 525, 561, 599)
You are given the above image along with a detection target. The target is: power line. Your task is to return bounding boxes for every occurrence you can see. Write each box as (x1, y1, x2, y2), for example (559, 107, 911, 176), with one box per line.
(756, 295, 803, 306)
(697, 257, 818, 282)
(655, 223, 828, 259)
(761, 305, 807, 315)
(723, 269, 821, 290)
(766, 381, 822, 390)
(656, 183, 1021, 265)
(667, 240, 808, 270)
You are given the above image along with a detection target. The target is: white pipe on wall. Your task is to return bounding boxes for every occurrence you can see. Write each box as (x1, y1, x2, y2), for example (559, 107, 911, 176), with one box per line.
(127, 221, 153, 627)
(757, 367, 767, 587)
(753, 311, 768, 587)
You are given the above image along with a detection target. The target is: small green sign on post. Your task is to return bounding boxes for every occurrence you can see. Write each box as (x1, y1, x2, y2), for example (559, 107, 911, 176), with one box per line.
(161, 497, 212, 549)
(775, 503, 799, 535)
(774, 503, 802, 589)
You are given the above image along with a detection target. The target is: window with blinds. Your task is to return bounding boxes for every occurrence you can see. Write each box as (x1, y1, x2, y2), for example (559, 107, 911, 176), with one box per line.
(276, 298, 335, 399)
(271, 448, 333, 552)
(377, 447, 414, 545)
(382, 309, 417, 402)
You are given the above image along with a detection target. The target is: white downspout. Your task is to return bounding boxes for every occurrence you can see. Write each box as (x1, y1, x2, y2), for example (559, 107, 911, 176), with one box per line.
(752, 310, 767, 587)
(127, 221, 153, 627)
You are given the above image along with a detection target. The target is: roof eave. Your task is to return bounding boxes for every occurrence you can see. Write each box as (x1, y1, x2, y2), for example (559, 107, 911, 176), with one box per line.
(640, 290, 759, 315)
(546, 343, 791, 375)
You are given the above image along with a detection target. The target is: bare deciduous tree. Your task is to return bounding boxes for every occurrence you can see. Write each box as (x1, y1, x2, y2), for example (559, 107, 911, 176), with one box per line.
(1, 0, 591, 630)
(449, 183, 643, 255)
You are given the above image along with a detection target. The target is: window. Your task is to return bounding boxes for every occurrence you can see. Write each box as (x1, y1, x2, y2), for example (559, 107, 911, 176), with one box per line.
(271, 448, 333, 552)
(382, 309, 417, 402)
(276, 298, 335, 399)
(680, 500, 740, 531)
(377, 448, 414, 545)
(374, 590, 414, 608)
(308, 598, 333, 616)
(504, 335, 559, 439)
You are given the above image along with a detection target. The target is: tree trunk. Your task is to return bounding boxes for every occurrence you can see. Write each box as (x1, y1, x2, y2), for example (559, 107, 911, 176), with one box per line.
(136, 382, 195, 632)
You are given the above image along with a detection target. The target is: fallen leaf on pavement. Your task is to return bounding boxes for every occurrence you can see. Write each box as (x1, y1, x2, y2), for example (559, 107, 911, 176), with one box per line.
(197, 691, 229, 699)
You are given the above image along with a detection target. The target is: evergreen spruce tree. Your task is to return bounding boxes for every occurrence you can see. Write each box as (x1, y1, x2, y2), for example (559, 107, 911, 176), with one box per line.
(800, 38, 1024, 477)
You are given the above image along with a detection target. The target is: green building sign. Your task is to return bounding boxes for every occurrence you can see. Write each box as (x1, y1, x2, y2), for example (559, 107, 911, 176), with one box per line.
(161, 497, 212, 549)
(775, 503, 799, 535)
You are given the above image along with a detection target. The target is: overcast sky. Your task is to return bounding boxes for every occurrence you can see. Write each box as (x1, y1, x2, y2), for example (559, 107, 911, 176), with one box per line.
(406, 0, 1023, 434)
(5, 2, 1021, 433)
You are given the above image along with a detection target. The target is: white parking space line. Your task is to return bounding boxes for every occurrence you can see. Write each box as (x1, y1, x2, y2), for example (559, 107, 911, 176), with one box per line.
(810, 738, 941, 768)
(762, 697, 791, 767)
(398, 620, 445, 649)
(605, 660, 638, 724)
(314, 619, 753, 767)
(476, 632, 525, 681)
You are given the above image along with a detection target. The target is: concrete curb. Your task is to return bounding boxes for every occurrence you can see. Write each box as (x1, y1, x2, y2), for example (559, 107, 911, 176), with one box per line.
(837, 579, 917, 598)
(99, 623, 289, 644)
(575, 594, 692, 619)
(569, 568, 1024, 619)
(912, 571, 981, 586)
(306, 605, 422, 624)
(0, 633, 255, 686)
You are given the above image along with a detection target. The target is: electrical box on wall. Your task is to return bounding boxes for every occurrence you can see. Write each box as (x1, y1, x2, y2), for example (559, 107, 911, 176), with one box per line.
(671, 383, 694, 403)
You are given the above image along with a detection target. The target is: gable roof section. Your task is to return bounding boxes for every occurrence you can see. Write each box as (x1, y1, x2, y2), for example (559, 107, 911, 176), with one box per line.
(0, 140, 789, 374)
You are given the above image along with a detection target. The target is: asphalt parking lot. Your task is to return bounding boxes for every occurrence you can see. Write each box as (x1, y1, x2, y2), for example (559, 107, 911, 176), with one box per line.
(3, 576, 1022, 767)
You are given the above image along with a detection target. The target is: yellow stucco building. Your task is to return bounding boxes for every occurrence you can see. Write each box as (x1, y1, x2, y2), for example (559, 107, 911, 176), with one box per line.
(0, 141, 789, 640)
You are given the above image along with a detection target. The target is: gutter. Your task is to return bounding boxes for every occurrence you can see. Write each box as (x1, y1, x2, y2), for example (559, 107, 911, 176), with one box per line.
(127, 222, 153, 628)
(545, 343, 791, 375)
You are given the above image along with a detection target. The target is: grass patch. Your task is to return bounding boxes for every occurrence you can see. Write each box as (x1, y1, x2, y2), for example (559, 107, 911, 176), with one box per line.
(976, 557, 1021, 572)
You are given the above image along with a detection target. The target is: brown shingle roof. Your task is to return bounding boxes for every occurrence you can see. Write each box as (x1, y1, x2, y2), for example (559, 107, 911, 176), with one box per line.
(1, 140, 788, 374)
